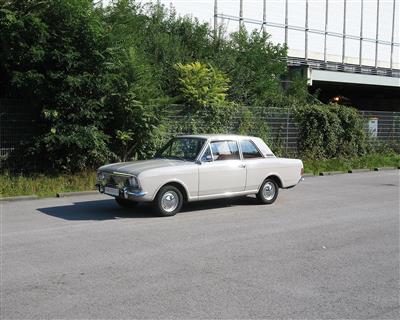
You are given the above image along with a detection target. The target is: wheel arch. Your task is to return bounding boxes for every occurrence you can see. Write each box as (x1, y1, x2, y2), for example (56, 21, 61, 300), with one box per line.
(259, 174, 283, 191)
(154, 180, 189, 202)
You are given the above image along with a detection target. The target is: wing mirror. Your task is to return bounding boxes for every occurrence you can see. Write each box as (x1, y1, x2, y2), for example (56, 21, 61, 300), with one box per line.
(196, 155, 213, 164)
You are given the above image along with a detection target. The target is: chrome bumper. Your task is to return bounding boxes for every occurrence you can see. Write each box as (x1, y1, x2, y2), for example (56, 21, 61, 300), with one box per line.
(97, 185, 148, 201)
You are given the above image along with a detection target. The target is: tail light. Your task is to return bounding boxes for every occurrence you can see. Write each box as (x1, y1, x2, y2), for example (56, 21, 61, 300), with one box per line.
(301, 167, 304, 176)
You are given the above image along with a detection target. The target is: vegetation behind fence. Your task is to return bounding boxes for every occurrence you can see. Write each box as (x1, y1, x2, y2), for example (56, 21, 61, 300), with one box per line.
(1, 99, 399, 173)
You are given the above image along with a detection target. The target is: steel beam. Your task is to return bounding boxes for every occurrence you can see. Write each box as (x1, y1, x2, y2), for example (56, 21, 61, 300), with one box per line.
(324, 0, 329, 62)
(375, 0, 380, 68)
(214, 0, 218, 36)
(285, 0, 289, 45)
(390, 0, 396, 69)
(263, 0, 267, 34)
(239, 0, 244, 28)
(342, 0, 347, 64)
(359, 0, 364, 66)
(305, 0, 309, 60)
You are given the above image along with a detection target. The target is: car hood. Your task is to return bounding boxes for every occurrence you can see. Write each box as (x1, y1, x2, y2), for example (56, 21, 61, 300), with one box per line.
(98, 159, 191, 176)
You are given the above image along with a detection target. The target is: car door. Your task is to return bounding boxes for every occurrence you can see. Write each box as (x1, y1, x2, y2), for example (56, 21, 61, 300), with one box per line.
(239, 139, 267, 191)
(198, 140, 246, 196)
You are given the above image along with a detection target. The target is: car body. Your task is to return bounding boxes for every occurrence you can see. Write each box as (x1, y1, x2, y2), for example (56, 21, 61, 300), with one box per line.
(96, 134, 303, 216)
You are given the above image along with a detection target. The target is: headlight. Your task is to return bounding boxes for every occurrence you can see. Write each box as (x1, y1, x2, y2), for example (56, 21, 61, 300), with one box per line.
(97, 171, 105, 182)
(129, 176, 139, 189)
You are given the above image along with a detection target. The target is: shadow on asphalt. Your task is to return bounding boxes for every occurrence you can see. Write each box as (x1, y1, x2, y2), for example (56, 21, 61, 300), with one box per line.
(37, 196, 260, 221)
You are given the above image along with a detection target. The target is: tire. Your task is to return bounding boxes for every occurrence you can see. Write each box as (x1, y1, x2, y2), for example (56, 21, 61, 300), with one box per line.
(115, 197, 138, 208)
(154, 185, 183, 217)
(257, 178, 279, 204)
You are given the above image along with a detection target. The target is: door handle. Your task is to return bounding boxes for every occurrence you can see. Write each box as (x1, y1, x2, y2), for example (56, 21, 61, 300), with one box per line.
(239, 164, 246, 168)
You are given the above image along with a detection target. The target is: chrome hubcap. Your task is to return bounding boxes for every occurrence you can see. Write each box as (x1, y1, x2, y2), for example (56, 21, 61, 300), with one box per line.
(263, 182, 276, 201)
(161, 191, 179, 213)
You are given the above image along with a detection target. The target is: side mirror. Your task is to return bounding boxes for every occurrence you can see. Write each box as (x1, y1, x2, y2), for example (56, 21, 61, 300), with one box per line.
(197, 155, 213, 164)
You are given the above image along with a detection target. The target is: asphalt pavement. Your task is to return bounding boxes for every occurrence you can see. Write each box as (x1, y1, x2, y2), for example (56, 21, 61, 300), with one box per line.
(1, 171, 399, 319)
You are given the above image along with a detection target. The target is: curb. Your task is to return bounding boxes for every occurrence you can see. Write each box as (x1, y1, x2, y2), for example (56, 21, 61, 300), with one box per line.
(319, 171, 346, 176)
(302, 173, 316, 178)
(373, 167, 398, 171)
(0, 195, 39, 202)
(56, 190, 98, 198)
(348, 168, 372, 173)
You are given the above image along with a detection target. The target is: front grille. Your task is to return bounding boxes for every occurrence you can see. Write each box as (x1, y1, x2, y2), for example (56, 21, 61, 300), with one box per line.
(104, 173, 130, 188)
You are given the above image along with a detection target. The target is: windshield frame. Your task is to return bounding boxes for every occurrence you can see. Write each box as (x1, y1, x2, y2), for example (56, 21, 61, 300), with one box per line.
(155, 137, 207, 162)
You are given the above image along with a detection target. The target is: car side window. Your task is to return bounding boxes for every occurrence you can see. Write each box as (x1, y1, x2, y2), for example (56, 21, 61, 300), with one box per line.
(201, 145, 213, 162)
(240, 140, 263, 159)
(210, 140, 240, 161)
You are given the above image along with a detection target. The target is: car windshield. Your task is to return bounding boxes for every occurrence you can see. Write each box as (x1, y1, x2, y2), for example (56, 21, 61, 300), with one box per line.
(155, 137, 206, 161)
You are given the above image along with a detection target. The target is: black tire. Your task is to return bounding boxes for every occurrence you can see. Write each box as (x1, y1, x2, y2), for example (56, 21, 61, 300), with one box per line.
(257, 178, 279, 204)
(154, 185, 183, 217)
(115, 197, 138, 208)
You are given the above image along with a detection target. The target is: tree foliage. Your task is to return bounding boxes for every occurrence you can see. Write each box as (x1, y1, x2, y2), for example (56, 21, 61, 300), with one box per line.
(215, 29, 288, 107)
(0, 0, 325, 172)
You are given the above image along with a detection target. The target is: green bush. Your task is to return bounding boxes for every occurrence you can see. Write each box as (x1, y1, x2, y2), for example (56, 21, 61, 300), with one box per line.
(295, 104, 367, 159)
(329, 104, 366, 157)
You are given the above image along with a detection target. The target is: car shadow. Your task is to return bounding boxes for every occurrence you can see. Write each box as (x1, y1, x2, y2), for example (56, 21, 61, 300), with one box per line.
(37, 196, 260, 221)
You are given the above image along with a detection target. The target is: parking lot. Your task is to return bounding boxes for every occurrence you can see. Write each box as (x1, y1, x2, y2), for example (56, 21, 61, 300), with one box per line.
(1, 171, 399, 319)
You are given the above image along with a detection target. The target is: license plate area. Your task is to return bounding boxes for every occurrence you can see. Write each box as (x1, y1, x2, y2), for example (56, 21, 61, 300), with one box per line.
(104, 187, 120, 196)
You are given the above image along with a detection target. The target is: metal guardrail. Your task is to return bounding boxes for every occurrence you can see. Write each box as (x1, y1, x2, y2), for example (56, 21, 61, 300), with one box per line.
(287, 57, 400, 78)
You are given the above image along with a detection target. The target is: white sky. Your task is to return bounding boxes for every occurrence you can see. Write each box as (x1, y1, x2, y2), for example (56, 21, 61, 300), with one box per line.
(104, 0, 399, 68)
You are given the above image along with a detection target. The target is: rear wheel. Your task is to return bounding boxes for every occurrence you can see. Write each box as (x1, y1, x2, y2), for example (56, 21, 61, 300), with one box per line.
(115, 197, 138, 208)
(257, 178, 279, 204)
(154, 185, 183, 217)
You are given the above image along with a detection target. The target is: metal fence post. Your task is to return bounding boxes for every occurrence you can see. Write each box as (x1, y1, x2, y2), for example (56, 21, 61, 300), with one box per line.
(285, 110, 290, 156)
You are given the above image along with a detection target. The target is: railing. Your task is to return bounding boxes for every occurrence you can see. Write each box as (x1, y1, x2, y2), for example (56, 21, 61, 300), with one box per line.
(287, 57, 400, 78)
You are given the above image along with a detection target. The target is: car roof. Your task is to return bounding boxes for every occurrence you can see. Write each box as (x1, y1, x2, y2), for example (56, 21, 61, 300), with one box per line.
(177, 134, 257, 140)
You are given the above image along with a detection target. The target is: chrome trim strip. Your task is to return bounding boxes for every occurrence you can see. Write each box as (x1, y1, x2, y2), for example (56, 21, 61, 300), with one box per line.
(112, 172, 133, 177)
(196, 189, 258, 201)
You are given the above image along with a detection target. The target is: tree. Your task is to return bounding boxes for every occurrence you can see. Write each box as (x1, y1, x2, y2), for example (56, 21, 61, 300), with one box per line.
(216, 28, 288, 107)
(174, 61, 233, 134)
(0, 0, 112, 171)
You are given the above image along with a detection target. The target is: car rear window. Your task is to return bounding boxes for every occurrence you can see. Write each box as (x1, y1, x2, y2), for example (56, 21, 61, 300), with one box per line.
(240, 140, 263, 159)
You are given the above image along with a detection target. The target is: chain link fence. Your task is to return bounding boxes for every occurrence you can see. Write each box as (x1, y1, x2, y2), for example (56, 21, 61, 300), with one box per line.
(1, 99, 399, 172)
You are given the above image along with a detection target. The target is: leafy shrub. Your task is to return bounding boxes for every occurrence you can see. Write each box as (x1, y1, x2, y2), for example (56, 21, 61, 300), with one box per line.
(329, 104, 366, 157)
(295, 104, 367, 159)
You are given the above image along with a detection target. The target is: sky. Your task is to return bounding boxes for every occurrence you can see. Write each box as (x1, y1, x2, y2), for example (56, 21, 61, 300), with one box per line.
(103, 0, 399, 68)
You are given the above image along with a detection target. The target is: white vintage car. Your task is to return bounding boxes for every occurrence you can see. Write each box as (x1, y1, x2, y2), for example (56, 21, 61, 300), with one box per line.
(96, 135, 303, 216)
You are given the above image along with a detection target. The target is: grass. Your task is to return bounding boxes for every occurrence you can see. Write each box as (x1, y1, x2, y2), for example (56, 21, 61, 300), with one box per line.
(0, 153, 399, 198)
(303, 153, 400, 175)
(0, 171, 97, 198)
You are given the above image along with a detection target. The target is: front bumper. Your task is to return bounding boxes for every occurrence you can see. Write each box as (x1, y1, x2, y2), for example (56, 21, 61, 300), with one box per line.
(96, 184, 148, 202)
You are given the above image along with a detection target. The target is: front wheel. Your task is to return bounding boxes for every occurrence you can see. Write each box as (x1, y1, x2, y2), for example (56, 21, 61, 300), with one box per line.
(154, 185, 183, 217)
(257, 178, 279, 204)
(115, 197, 138, 208)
